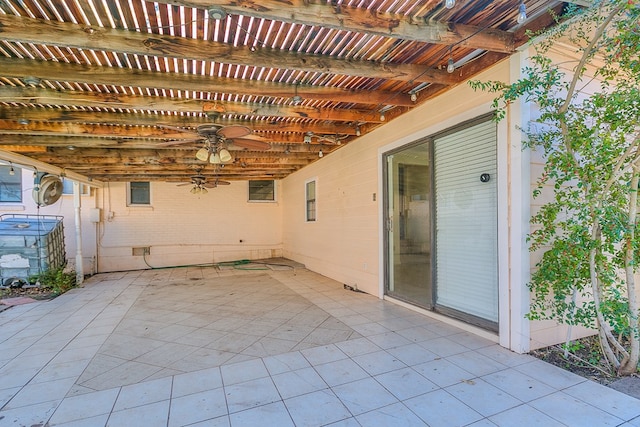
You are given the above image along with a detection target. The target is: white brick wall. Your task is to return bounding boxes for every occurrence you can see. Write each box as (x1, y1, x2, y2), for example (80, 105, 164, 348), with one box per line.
(95, 181, 283, 271)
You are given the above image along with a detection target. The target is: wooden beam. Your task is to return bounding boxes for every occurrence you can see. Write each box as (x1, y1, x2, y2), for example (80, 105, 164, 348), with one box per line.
(201, 101, 384, 123)
(0, 58, 414, 107)
(0, 14, 457, 85)
(0, 87, 384, 123)
(0, 106, 361, 135)
(30, 160, 318, 172)
(25, 154, 314, 181)
(54, 161, 313, 171)
(0, 145, 47, 153)
(513, 4, 566, 46)
(92, 174, 293, 181)
(404, 51, 510, 105)
(59, 168, 300, 181)
(0, 120, 192, 140)
(0, 126, 352, 147)
(40, 147, 332, 158)
(0, 136, 187, 149)
(156, 0, 515, 53)
(452, 51, 509, 83)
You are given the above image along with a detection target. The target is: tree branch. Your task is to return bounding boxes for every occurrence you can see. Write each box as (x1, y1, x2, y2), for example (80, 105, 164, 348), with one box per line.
(558, 4, 624, 157)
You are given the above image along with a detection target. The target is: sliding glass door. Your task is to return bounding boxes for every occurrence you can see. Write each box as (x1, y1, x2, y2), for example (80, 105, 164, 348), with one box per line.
(383, 117, 498, 329)
(384, 140, 432, 308)
(433, 119, 498, 328)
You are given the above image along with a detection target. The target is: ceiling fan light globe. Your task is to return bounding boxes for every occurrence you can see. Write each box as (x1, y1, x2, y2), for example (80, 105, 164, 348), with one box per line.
(201, 187, 208, 194)
(219, 148, 233, 162)
(517, 2, 527, 23)
(195, 147, 210, 161)
(210, 153, 222, 164)
(190, 186, 197, 194)
(447, 57, 456, 73)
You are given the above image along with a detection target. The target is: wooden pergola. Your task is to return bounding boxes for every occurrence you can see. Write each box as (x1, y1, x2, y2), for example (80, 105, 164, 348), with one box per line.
(0, 0, 570, 183)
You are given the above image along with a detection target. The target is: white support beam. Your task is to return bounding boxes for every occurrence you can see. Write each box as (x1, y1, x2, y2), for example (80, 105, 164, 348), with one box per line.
(73, 182, 84, 286)
(0, 149, 103, 188)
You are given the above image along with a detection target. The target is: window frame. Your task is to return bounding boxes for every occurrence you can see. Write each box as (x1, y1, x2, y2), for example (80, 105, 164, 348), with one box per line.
(248, 180, 277, 203)
(127, 181, 151, 206)
(0, 165, 22, 203)
(305, 178, 317, 222)
(62, 178, 90, 196)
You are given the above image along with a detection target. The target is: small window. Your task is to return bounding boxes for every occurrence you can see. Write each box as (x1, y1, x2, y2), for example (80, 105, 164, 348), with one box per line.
(0, 165, 22, 202)
(306, 179, 316, 222)
(248, 180, 276, 202)
(62, 179, 89, 195)
(128, 182, 151, 205)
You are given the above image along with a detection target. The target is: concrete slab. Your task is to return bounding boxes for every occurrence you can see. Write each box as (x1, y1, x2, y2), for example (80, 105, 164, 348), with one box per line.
(0, 296, 38, 306)
(1, 264, 638, 427)
(609, 376, 640, 399)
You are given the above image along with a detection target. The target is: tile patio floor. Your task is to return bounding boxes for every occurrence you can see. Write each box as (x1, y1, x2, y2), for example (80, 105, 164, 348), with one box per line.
(0, 261, 639, 426)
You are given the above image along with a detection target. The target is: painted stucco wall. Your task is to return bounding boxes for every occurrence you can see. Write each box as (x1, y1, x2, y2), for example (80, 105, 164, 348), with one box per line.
(280, 137, 380, 294)
(281, 60, 512, 299)
(526, 45, 612, 349)
(94, 181, 283, 272)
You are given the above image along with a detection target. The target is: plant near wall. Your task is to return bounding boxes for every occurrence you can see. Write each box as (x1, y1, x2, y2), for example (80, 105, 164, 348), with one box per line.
(470, 0, 640, 375)
(30, 267, 76, 296)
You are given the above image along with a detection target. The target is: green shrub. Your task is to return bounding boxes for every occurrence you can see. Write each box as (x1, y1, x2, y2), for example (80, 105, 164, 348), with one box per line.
(30, 267, 76, 295)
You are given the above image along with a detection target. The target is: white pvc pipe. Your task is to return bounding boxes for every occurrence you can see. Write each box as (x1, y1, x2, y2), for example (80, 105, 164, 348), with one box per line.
(73, 182, 84, 285)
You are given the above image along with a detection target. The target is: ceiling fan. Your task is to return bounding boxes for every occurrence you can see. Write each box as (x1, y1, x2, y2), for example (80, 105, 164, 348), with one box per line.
(162, 124, 271, 164)
(177, 169, 231, 194)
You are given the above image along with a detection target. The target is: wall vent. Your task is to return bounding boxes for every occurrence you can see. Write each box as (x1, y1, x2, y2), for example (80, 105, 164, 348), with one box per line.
(132, 247, 150, 256)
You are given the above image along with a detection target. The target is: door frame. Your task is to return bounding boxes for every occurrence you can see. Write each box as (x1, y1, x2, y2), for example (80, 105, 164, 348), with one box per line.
(378, 107, 515, 349)
(382, 138, 435, 309)
(383, 114, 499, 329)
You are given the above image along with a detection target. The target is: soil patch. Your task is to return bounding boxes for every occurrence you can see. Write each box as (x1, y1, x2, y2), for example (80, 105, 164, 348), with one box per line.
(0, 286, 58, 302)
(530, 335, 640, 399)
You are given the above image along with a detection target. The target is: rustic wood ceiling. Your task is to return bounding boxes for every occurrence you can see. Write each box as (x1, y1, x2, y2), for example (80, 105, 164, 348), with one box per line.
(0, 0, 567, 183)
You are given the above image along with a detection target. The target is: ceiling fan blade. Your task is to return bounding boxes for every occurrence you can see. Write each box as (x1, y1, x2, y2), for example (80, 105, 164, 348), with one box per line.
(231, 138, 271, 150)
(214, 180, 231, 185)
(203, 183, 218, 188)
(176, 182, 193, 186)
(217, 125, 251, 139)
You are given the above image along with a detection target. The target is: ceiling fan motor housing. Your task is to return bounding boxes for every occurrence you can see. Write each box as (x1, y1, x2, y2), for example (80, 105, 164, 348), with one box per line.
(197, 124, 224, 139)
